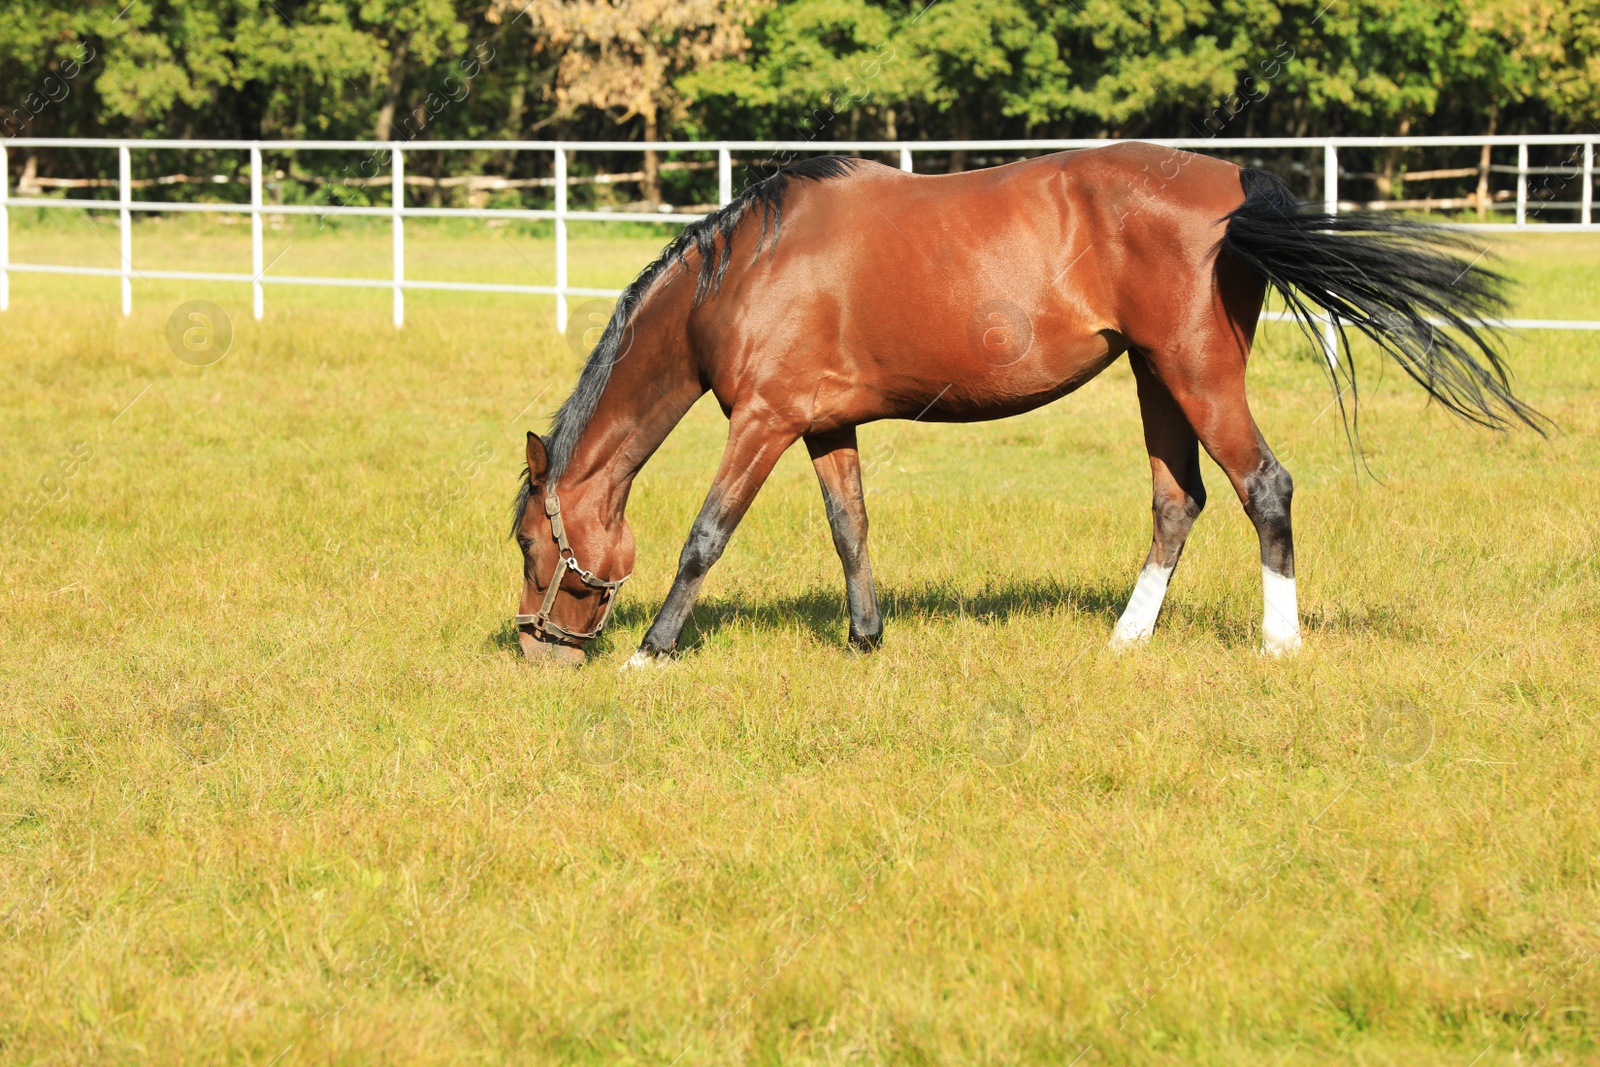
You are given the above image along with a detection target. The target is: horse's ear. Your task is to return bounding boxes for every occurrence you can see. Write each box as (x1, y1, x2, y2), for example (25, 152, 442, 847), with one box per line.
(526, 431, 550, 487)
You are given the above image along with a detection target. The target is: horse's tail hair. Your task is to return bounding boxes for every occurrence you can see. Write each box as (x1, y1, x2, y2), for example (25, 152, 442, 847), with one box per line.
(1221, 166, 1546, 433)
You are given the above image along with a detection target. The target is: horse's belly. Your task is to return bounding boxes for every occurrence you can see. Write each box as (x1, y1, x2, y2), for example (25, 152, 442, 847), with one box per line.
(894, 327, 1122, 423)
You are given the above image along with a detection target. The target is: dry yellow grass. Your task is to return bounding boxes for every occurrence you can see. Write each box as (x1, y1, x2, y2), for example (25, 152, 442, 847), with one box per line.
(1, 214, 1598, 1064)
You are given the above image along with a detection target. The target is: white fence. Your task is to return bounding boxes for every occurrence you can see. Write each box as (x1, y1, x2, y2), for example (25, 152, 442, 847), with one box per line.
(1, 135, 1597, 335)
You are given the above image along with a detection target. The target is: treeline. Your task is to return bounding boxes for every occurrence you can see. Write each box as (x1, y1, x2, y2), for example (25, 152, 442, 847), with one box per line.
(2, 0, 1596, 205)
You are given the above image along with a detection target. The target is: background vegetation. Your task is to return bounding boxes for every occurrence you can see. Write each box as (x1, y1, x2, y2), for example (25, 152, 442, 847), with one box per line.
(3, 0, 1599, 205)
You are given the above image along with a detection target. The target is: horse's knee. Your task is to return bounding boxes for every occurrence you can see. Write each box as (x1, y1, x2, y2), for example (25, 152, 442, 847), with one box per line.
(1244, 459, 1293, 523)
(677, 518, 728, 579)
(1243, 460, 1294, 574)
(831, 520, 869, 569)
(1152, 477, 1205, 545)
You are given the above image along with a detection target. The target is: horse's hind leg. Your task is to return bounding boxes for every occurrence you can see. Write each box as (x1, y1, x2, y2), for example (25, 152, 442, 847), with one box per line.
(1149, 339, 1301, 656)
(1110, 354, 1207, 649)
(806, 427, 883, 650)
(629, 411, 802, 666)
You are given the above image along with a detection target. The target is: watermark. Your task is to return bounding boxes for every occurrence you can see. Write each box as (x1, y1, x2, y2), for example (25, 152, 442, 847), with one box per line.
(1523, 137, 1600, 224)
(1111, 40, 1299, 233)
(968, 700, 1033, 767)
(314, 932, 419, 1031)
(1, 41, 96, 138)
(1467, 939, 1600, 1062)
(1368, 700, 1434, 765)
(741, 40, 896, 187)
(318, 42, 497, 228)
(1, 440, 93, 546)
(168, 697, 234, 764)
(403, 441, 495, 544)
(324, 439, 495, 582)
(165, 300, 234, 366)
(565, 298, 635, 368)
(1187, 44, 1296, 138)
(568, 700, 633, 765)
(966, 299, 1033, 367)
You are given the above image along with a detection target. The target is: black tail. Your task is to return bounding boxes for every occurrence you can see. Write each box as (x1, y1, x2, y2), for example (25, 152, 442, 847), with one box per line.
(1221, 167, 1545, 433)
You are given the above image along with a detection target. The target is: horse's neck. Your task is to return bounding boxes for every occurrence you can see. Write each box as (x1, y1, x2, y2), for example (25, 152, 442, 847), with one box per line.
(558, 307, 703, 528)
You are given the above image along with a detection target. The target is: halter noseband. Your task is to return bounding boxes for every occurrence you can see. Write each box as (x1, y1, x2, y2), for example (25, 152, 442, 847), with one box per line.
(515, 487, 630, 644)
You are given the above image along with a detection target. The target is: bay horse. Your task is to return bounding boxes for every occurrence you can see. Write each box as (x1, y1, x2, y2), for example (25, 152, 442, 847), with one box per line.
(512, 142, 1540, 667)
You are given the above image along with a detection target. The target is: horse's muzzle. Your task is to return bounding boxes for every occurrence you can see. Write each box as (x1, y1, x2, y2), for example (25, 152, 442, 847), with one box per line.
(519, 630, 586, 667)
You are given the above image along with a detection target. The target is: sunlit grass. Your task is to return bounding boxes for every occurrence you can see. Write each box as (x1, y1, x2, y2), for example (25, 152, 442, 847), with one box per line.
(1, 217, 1597, 1065)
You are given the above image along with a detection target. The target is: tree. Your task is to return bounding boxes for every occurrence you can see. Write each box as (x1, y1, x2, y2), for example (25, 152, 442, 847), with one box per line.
(500, 0, 766, 206)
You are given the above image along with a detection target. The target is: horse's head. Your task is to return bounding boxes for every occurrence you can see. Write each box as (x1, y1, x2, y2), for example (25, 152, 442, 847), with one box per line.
(514, 432, 633, 668)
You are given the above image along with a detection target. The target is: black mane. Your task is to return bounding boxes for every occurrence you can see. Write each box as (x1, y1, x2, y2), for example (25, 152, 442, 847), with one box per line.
(513, 154, 862, 536)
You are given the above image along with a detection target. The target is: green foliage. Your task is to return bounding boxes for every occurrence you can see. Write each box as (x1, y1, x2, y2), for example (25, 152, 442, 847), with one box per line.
(679, 0, 1600, 141)
(0, 0, 1596, 183)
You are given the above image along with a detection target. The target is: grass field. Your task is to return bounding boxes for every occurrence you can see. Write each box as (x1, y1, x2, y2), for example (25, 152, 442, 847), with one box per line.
(2, 212, 1599, 1065)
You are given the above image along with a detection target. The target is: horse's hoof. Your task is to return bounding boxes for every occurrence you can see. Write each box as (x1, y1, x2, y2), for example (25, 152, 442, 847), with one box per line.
(1106, 630, 1150, 653)
(1259, 631, 1303, 657)
(1260, 627, 1299, 659)
(620, 648, 670, 671)
(847, 630, 883, 652)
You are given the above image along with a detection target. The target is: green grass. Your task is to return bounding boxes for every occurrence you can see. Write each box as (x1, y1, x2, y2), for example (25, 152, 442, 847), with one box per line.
(2, 214, 1599, 1065)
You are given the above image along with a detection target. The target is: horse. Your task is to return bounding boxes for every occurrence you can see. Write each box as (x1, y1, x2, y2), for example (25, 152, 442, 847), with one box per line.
(511, 142, 1541, 668)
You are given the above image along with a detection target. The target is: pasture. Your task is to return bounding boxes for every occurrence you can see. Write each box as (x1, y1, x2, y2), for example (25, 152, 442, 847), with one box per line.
(2, 210, 1599, 1064)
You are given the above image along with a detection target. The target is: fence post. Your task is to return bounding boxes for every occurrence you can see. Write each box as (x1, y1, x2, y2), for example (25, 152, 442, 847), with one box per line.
(1320, 142, 1338, 368)
(1580, 140, 1593, 228)
(1516, 142, 1528, 226)
(718, 144, 732, 206)
(900, 147, 913, 173)
(1323, 142, 1338, 214)
(554, 146, 567, 333)
(392, 143, 404, 328)
(119, 144, 132, 317)
(250, 144, 264, 320)
(0, 143, 9, 312)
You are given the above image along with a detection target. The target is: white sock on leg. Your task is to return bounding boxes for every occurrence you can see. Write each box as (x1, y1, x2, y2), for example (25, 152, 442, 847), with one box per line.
(1109, 564, 1174, 649)
(1260, 566, 1301, 655)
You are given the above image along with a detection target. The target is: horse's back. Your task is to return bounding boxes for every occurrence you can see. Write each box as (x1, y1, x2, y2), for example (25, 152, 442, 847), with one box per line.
(689, 143, 1254, 426)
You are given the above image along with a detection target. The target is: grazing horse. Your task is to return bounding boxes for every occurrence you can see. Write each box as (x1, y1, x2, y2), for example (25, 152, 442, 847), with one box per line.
(512, 143, 1539, 667)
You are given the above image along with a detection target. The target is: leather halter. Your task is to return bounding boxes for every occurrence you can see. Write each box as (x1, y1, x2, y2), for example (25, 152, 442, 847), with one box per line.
(515, 487, 630, 643)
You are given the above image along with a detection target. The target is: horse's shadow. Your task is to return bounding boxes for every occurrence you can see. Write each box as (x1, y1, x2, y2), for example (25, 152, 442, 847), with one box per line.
(488, 576, 1129, 656)
(614, 575, 1130, 652)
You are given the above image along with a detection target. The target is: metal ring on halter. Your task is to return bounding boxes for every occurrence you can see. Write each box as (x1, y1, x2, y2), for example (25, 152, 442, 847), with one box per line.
(516, 487, 631, 643)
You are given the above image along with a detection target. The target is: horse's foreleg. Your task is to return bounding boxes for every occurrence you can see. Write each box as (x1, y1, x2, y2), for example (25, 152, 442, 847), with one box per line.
(630, 413, 800, 665)
(806, 427, 883, 650)
(1110, 353, 1207, 649)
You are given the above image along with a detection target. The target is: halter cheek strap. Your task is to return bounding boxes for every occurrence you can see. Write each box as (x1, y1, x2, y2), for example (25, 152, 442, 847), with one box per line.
(515, 488, 630, 643)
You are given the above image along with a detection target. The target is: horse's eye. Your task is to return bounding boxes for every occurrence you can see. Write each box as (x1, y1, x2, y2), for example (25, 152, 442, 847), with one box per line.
(516, 536, 533, 553)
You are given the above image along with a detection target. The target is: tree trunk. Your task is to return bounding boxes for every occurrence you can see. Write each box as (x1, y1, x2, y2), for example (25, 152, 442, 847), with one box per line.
(638, 39, 663, 209)
(18, 152, 38, 195)
(505, 81, 526, 143)
(1475, 107, 1498, 221)
(642, 108, 661, 208)
(376, 37, 410, 141)
(949, 110, 972, 173)
(1376, 118, 1412, 200)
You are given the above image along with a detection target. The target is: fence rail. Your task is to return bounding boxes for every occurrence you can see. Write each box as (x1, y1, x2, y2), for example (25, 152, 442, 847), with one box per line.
(1, 135, 1596, 336)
